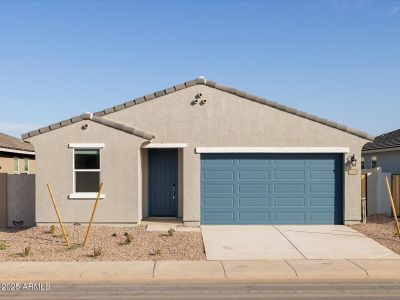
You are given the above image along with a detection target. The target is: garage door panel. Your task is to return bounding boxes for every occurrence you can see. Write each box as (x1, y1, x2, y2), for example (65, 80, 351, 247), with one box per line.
(309, 184, 335, 193)
(309, 212, 335, 223)
(309, 197, 335, 207)
(273, 171, 305, 179)
(239, 184, 269, 193)
(310, 171, 335, 179)
(201, 153, 343, 224)
(203, 197, 234, 207)
(238, 197, 269, 207)
(239, 212, 269, 222)
(203, 184, 234, 193)
(273, 212, 306, 223)
(239, 170, 269, 179)
(273, 197, 305, 207)
(203, 212, 234, 223)
(273, 159, 305, 165)
(274, 184, 305, 193)
(203, 170, 234, 179)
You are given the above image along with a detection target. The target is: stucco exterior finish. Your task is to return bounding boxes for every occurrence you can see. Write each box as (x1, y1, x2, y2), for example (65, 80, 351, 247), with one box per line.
(363, 150, 400, 174)
(27, 84, 369, 225)
(27, 121, 144, 225)
(107, 85, 367, 224)
(0, 154, 35, 174)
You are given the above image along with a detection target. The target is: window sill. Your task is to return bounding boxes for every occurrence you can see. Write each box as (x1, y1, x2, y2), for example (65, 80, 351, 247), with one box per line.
(68, 193, 105, 199)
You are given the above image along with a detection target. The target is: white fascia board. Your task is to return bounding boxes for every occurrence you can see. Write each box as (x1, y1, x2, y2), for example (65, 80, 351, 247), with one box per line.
(68, 193, 105, 199)
(68, 143, 105, 149)
(0, 147, 35, 155)
(143, 143, 188, 149)
(195, 147, 350, 154)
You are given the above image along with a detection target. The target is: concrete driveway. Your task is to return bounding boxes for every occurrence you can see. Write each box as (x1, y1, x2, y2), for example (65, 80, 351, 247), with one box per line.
(201, 225, 400, 260)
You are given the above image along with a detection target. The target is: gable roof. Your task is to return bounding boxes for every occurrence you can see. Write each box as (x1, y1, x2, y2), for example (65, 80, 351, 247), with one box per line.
(0, 132, 34, 153)
(362, 129, 400, 152)
(22, 76, 374, 141)
(21, 113, 154, 141)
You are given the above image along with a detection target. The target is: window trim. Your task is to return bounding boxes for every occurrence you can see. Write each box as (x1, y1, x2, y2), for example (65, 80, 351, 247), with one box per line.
(371, 155, 378, 168)
(13, 158, 19, 174)
(22, 158, 29, 174)
(69, 147, 105, 199)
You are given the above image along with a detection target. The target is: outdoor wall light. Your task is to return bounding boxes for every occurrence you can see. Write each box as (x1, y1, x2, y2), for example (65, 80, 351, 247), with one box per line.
(349, 154, 357, 167)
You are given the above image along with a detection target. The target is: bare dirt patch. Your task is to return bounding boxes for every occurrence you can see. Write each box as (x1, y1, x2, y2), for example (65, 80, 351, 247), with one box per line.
(0, 225, 205, 261)
(349, 215, 400, 255)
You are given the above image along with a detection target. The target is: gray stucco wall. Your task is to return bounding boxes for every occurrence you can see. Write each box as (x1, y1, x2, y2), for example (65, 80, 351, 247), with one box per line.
(363, 150, 400, 174)
(27, 84, 370, 225)
(27, 121, 144, 225)
(106, 85, 367, 224)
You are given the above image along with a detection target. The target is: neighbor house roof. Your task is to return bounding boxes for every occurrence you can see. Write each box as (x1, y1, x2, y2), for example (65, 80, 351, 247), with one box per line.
(362, 129, 400, 152)
(0, 132, 34, 154)
(22, 76, 374, 141)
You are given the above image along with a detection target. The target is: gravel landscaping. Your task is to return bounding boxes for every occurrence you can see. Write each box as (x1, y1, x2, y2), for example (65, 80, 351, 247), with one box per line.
(349, 215, 400, 255)
(0, 225, 205, 261)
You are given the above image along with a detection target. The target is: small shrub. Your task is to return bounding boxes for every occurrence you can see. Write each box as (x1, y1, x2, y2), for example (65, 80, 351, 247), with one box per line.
(112, 233, 117, 237)
(124, 232, 129, 237)
(125, 234, 133, 244)
(93, 246, 102, 257)
(149, 249, 161, 256)
(69, 243, 81, 251)
(167, 228, 175, 236)
(51, 233, 65, 239)
(0, 241, 9, 250)
(24, 246, 31, 257)
(48, 225, 56, 234)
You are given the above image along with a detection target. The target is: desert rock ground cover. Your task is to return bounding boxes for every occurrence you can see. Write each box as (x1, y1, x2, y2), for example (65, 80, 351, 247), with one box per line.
(349, 215, 400, 255)
(0, 225, 205, 261)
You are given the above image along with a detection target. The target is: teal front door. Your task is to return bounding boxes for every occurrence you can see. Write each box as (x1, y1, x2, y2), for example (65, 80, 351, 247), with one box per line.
(149, 149, 178, 217)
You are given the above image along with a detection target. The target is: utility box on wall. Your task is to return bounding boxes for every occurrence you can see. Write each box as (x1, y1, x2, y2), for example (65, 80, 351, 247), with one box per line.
(0, 173, 35, 227)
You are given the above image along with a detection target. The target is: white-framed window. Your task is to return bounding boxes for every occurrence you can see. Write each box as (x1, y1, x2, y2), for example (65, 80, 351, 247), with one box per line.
(361, 157, 365, 169)
(22, 158, 29, 174)
(371, 155, 377, 168)
(74, 148, 101, 193)
(13, 158, 19, 174)
(68, 143, 105, 199)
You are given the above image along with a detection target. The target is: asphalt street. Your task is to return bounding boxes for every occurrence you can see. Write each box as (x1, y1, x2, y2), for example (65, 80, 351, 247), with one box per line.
(2, 281, 400, 300)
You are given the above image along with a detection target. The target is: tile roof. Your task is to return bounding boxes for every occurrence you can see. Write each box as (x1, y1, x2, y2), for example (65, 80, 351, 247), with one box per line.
(0, 132, 34, 153)
(81, 113, 155, 140)
(21, 114, 155, 141)
(362, 129, 400, 151)
(22, 76, 374, 141)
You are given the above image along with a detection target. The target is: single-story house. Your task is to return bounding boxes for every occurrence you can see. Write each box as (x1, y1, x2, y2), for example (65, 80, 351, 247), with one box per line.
(22, 76, 374, 226)
(0, 132, 35, 227)
(0, 132, 35, 174)
(362, 129, 400, 173)
(362, 129, 400, 216)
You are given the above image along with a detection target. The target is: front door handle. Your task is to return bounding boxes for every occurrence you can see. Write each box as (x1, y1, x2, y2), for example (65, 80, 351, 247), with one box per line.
(172, 184, 176, 200)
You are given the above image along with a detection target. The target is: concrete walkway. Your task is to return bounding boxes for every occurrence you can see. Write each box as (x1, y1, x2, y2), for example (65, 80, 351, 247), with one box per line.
(2, 260, 400, 282)
(201, 225, 400, 260)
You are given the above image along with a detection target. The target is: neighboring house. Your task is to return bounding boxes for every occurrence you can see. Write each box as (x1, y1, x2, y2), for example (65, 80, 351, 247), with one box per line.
(362, 129, 400, 174)
(23, 76, 373, 226)
(0, 132, 35, 174)
(361, 129, 400, 216)
(0, 132, 35, 228)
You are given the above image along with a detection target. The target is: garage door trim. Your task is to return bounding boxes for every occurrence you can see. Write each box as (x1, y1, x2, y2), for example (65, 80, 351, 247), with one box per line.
(196, 147, 349, 153)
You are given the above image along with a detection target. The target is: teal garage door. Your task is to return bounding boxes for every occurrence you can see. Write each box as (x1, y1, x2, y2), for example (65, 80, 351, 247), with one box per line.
(201, 153, 343, 224)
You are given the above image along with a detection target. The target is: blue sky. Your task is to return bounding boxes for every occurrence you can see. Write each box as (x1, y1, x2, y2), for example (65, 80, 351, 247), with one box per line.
(0, 0, 399, 138)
